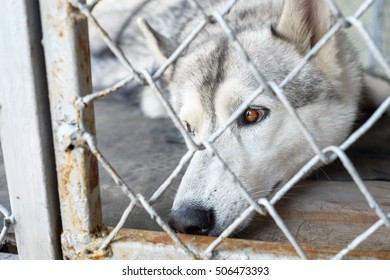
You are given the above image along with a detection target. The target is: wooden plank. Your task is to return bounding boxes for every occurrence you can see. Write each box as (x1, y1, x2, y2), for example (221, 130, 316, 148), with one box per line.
(242, 181, 390, 253)
(275, 181, 390, 223)
(247, 218, 390, 252)
(103, 228, 390, 260)
(0, 0, 61, 259)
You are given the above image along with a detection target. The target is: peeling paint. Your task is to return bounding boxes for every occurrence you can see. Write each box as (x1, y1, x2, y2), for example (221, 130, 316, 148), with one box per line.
(40, 0, 102, 260)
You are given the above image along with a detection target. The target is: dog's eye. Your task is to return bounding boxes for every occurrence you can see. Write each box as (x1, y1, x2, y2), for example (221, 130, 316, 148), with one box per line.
(238, 107, 269, 126)
(184, 121, 195, 135)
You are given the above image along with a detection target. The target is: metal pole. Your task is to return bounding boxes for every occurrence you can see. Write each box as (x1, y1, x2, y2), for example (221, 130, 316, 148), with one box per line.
(0, 0, 62, 259)
(39, 0, 103, 259)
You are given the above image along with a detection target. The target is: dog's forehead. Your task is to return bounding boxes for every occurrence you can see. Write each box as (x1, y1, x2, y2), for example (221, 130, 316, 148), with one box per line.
(172, 28, 334, 119)
(177, 32, 283, 85)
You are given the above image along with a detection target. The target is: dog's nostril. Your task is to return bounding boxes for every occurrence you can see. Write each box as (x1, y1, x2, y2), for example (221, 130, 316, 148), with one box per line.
(168, 206, 213, 235)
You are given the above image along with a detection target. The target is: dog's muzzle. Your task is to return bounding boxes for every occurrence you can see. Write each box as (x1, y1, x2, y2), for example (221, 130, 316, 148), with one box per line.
(168, 205, 214, 235)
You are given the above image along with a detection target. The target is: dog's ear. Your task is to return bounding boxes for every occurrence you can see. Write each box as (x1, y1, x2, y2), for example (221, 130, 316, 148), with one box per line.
(138, 18, 176, 63)
(277, 0, 331, 53)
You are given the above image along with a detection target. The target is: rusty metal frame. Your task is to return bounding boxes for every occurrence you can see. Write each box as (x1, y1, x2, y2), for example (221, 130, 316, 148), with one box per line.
(33, 0, 390, 260)
(39, 0, 103, 259)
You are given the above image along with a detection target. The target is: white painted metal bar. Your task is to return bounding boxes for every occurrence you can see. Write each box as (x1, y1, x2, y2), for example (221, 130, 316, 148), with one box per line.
(0, 0, 62, 259)
(39, 0, 102, 259)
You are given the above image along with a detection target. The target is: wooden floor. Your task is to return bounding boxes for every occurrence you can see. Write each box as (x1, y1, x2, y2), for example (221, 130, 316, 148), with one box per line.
(243, 181, 390, 254)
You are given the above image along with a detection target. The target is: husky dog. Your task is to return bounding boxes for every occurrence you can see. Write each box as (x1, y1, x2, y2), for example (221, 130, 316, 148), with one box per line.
(137, 0, 362, 236)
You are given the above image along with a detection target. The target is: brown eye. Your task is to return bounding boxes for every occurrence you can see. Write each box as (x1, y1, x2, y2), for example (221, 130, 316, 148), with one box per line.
(238, 107, 269, 127)
(245, 109, 260, 123)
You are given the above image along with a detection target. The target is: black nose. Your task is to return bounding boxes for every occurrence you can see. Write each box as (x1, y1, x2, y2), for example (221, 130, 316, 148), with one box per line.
(168, 206, 213, 235)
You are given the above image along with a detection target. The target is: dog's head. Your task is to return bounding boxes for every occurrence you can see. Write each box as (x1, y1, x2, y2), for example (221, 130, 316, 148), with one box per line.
(139, 0, 361, 236)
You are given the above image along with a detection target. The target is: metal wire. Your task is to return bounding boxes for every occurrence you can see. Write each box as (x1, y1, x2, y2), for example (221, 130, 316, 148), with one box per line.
(65, 0, 390, 260)
(0, 204, 14, 247)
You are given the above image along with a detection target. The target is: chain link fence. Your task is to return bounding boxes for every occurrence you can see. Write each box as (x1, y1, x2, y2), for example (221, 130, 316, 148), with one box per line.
(56, 0, 389, 259)
(1, 0, 390, 259)
(366, 0, 390, 73)
(0, 204, 13, 248)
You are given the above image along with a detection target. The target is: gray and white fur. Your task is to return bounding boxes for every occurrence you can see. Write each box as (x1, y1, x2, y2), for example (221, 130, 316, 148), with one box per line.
(137, 0, 363, 236)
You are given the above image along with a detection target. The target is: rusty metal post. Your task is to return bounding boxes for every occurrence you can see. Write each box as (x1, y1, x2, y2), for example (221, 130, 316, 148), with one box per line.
(39, 0, 103, 259)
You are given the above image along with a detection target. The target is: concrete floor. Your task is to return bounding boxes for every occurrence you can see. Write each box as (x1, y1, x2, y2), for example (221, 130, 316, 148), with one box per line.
(94, 97, 186, 231)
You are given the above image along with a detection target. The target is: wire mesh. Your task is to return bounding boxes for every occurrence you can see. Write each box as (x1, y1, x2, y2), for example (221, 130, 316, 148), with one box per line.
(0, 203, 13, 247)
(65, 0, 390, 259)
